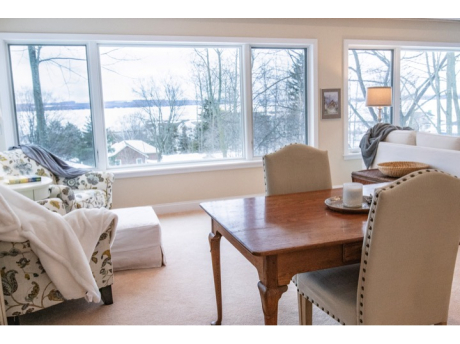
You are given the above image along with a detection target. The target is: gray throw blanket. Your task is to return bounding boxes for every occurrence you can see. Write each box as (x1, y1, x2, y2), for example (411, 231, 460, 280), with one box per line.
(9, 144, 91, 179)
(359, 123, 413, 169)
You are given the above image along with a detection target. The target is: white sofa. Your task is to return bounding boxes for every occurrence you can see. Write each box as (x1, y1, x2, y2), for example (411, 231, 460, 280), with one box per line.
(369, 130, 460, 177)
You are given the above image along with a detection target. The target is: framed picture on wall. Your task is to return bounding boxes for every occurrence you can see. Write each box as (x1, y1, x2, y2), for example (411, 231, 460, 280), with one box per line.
(321, 88, 341, 119)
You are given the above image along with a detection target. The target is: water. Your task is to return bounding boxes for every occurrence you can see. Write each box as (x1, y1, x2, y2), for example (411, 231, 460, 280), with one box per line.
(17, 104, 203, 133)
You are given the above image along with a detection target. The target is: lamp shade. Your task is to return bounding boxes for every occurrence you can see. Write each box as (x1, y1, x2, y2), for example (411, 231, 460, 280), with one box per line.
(365, 87, 392, 107)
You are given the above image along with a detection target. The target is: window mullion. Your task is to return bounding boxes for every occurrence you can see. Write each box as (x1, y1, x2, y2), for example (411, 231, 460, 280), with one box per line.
(87, 42, 107, 171)
(0, 40, 17, 150)
(242, 44, 254, 160)
(393, 47, 401, 126)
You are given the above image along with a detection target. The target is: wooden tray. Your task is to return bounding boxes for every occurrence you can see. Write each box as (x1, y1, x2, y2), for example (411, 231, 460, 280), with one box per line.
(325, 196, 371, 214)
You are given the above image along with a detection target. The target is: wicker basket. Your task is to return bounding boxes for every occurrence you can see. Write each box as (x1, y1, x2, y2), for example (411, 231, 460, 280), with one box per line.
(377, 161, 430, 178)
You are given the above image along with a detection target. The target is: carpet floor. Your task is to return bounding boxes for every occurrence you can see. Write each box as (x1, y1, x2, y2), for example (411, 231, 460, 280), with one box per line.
(16, 210, 460, 326)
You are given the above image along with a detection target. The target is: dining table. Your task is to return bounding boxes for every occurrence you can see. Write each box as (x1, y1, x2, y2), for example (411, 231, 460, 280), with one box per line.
(200, 183, 388, 325)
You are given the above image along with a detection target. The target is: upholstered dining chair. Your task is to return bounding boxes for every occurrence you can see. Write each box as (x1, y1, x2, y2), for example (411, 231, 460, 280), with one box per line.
(294, 169, 460, 325)
(263, 144, 332, 196)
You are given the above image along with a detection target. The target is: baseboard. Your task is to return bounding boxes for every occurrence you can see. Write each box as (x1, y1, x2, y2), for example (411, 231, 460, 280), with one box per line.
(152, 193, 265, 215)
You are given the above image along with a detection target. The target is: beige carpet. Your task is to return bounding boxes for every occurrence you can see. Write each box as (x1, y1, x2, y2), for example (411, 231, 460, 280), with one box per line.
(16, 210, 460, 326)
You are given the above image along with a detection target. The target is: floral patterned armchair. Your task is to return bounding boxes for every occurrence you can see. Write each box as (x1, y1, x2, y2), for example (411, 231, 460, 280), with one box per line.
(0, 148, 114, 213)
(0, 220, 116, 325)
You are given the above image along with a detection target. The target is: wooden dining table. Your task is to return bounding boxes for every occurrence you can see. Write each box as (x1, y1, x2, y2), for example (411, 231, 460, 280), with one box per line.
(200, 184, 386, 325)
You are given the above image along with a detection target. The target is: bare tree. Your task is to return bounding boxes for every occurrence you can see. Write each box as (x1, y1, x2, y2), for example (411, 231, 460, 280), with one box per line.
(113, 113, 150, 142)
(26, 45, 87, 147)
(133, 77, 184, 162)
(192, 48, 241, 158)
(252, 49, 306, 155)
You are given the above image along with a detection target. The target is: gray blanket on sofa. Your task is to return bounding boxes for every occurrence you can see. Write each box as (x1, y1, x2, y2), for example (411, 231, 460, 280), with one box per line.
(9, 144, 90, 179)
(359, 123, 413, 169)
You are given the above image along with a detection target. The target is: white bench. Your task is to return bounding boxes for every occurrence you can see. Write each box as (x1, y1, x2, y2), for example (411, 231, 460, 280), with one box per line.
(111, 206, 165, 271)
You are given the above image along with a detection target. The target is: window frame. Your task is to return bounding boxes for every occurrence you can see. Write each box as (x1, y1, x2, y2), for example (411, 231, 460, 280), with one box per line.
(0, 33, 318, 178)
(343, 39, 460, 159)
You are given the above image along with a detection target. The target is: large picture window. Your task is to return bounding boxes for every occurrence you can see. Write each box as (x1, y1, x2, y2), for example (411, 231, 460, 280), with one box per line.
(346, 42, 460, 156)
(0, 34, 314, 174)
(99, 46, 242, 167)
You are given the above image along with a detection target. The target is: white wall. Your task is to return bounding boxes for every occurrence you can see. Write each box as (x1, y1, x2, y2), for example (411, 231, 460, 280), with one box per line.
(1, 18, 459, 209)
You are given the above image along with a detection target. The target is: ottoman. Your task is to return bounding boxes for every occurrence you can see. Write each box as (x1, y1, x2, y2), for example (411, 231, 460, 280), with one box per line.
(111, 206, 165, 271)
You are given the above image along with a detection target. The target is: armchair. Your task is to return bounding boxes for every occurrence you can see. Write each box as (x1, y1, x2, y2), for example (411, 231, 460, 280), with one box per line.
(0, 148, 114, 212)
(0, 185, 116, 325)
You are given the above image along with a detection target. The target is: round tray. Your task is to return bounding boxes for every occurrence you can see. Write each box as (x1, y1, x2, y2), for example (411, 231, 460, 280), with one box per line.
(377, 161, 430, 178)
(325, 196, 371, 214)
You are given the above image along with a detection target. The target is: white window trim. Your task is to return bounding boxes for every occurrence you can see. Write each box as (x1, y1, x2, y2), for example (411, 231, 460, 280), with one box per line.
(0, 33, 318, 177)
(343, 39, 460, 159)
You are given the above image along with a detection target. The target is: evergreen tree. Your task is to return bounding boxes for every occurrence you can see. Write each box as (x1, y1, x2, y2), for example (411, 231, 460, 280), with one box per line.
(78, 120, 95, 166)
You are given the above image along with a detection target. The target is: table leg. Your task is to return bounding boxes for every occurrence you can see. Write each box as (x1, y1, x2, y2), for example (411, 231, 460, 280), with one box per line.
(208, 229, 222, 325)
(257, 255, 288, 325)
(257, 282, 288, 325)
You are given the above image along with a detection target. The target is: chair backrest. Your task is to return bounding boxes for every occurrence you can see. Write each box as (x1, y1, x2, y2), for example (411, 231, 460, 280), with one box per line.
(263, 144, 332, 196)
(357, 169, 460, 325)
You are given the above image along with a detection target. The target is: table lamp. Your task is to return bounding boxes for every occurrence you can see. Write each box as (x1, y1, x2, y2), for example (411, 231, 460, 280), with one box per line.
(366, 86, 392, 122)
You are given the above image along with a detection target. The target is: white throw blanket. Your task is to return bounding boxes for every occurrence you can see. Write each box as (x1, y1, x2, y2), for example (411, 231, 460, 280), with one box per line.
(0, 184, 117, 303)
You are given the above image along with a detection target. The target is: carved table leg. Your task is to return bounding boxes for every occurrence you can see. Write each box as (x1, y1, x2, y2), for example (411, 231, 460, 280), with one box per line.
(209, 228, 222, 325)
(257, 255, 288, 325)
(257, 282, 288, 325)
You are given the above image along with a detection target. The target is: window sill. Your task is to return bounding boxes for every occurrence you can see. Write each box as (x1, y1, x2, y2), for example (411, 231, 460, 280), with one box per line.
(111, 159, 263, 179)
(343, 153, 362, 161)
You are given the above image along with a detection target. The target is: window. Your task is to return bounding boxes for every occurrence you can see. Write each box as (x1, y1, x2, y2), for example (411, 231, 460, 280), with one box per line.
(0, 34, 316, 174)
(347, 49, 392, 152)
(400, 50, 460, 134)
(100, 46, 243, 167)
(346, 41, 460, 156)
(8, 44, 95, 166)
(251, 48, 307, 156)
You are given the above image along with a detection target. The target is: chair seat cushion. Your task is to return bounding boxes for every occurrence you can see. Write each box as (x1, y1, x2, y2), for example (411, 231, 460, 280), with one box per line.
(74, 189, 107, 209)
(110, 206, 165, 271)
(295, 263, 360, 325)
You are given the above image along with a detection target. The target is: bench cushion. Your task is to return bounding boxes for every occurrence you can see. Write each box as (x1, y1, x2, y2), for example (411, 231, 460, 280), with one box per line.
(383, 130, 416, 145)
(110, 206, 165, 271)
(416, 131, 460, 151)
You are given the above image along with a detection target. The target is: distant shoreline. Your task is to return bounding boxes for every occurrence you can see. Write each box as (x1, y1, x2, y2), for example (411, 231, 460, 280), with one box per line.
(15, 99, 201, 112)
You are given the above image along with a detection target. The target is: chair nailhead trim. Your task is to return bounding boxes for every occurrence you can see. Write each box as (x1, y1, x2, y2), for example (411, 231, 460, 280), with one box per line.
(298, 293, 346, 325)
(357, 169, 447, 325)
(292, 171, 452, 325)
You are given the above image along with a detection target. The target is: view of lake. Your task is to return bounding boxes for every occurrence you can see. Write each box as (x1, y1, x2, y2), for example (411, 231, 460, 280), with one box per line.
(18, 103, 204, 133)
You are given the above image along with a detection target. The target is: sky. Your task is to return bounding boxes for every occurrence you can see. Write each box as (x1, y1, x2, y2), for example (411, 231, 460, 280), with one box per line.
(9, 45, 240, 104)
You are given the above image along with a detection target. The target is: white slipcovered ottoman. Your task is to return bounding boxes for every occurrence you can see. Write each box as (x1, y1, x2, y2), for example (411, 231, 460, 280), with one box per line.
(111, 206, 165, 271)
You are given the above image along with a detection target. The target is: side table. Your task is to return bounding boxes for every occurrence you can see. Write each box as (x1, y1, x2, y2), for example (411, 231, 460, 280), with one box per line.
(351, 169, 398, 185)
(2, 176, 53, 201)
